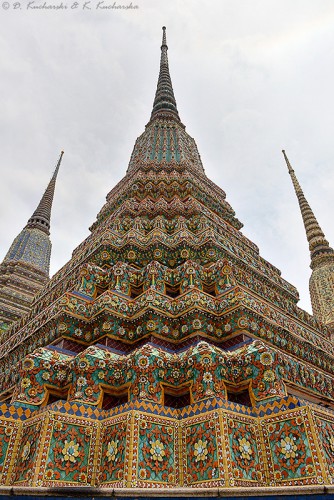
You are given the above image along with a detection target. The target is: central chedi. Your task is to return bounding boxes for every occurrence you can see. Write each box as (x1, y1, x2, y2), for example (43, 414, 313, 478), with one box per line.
(0, 27, 334, 495)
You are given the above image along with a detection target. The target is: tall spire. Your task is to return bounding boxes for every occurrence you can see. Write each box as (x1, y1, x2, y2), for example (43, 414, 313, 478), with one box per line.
(282, 150, 334, 269)
(149, 27, 180, 123)
(26, 151, 64, 236)
(283, 150, 334, 329)
(0, 151, 63, 329)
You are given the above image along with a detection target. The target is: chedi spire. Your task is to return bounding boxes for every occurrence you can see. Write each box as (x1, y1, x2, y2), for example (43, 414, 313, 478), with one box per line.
(283, 150, 334, 328)
(26, 150, 63, 236)
(149, 26, 180, 123)
(282, 150, 334, 267)
(0, 152, 63, 331)
(123, 26, 211, 179)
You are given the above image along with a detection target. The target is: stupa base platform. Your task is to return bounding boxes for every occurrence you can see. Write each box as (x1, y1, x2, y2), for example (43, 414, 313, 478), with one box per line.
(0, 484, 334, 498)
(0, 397, 333, 491)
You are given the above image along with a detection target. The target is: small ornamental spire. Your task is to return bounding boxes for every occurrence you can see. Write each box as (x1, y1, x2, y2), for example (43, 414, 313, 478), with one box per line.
(150, 27, 180, 123)
(26, 151, 64, 236)
(282, 150, 334, 268)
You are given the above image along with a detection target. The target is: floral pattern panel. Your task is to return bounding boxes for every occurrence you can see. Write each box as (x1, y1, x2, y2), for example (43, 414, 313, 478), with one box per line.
(99, 415, 128, 486)
(0, 421, 20, 485)
(133, 413, 179, 487)
(263, 409, 322, 486)
(314, 413, 334, 482)
(183, 412, 224, 487)
(13, 418, 44, 485)
(225, 415, 265, 486)
(43, 414, 97, 486)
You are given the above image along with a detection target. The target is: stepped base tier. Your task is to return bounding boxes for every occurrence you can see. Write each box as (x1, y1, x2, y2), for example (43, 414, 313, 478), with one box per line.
(0, 396, 334, 490)
(0, 28, 334, 497)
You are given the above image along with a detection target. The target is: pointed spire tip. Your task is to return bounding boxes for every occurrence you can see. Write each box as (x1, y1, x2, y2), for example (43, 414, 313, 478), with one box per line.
(54, 150, 64, 174)
(282, 149, 294, 173)
(161, 26, 167, 48)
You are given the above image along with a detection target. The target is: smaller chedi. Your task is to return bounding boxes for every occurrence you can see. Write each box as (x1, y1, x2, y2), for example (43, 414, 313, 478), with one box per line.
(0, 151, 63, 334)
(283, 150, 334, 333)
(0, 28, 333, 498)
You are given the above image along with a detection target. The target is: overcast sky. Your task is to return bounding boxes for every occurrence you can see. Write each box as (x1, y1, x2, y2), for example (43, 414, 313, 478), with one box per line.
(1, 0, 334, 313)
